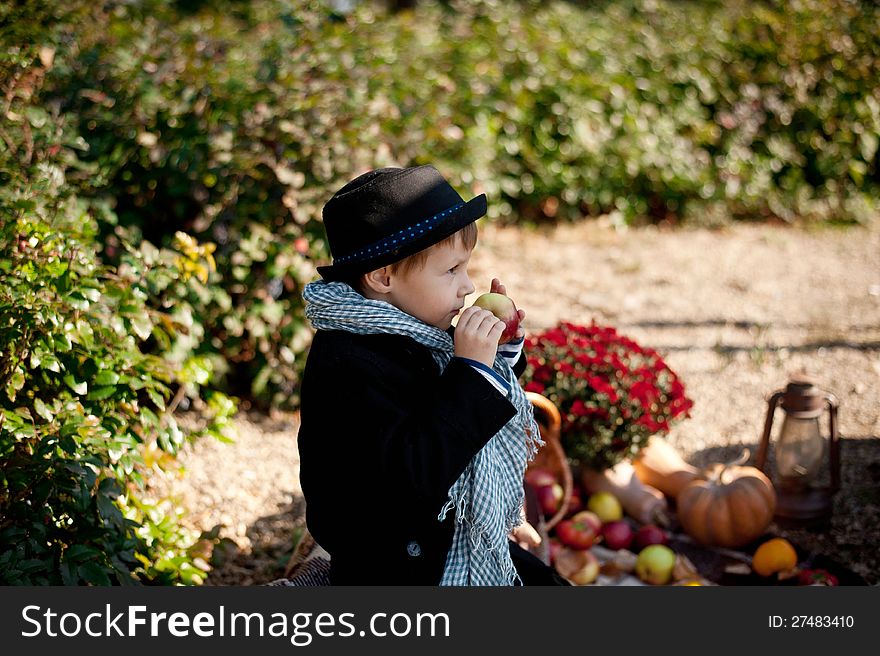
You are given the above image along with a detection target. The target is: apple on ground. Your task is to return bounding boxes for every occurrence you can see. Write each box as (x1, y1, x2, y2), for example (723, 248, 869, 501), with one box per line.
(586, 491, 623, 523)
(471, 292, 520, 344)
(797, 569, 839, 586)
(554, 510, 602, 550)
(601, 519, 635, 551)
(535, 482, 564, 517)
(633, 523, 668, 551)
(635, 544, 677, 585)
(554, 547, 601, 585)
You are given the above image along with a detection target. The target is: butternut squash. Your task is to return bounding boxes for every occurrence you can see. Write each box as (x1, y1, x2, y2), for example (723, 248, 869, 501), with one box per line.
(579, 461, 670, 526)
(632, 435, 701, 499)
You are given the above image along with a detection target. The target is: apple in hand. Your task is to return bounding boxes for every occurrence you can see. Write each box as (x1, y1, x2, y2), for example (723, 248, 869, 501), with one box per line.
(633, 523, 668, 551)
(635, 544, 677, 585)
(601, 520, 635, 551)
(471, 292, 520, 344)
(555, 511, 602, 550)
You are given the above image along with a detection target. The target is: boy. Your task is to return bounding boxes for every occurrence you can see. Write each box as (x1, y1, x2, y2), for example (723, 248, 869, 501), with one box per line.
(298, 165, 567, 585)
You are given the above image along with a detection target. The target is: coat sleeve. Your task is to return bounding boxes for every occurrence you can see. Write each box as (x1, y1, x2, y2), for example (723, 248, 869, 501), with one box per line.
(512, 347, 527, 378)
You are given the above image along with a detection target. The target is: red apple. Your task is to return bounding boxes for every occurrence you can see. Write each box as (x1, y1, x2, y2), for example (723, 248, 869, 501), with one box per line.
(565, 486, 584, 516)
(535, 483, 564, 517)
(554, 547, 600, 585)
(555, 511, 602, 550)
(525, 467, 557, 489)
(797, 568, 839, 586)
(633, 524, 668, 551)
(601, 520, 635, 551)
(471, 292, 520, 344)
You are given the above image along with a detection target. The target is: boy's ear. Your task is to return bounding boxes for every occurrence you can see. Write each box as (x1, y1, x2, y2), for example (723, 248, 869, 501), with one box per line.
(362, 267, 393, 294)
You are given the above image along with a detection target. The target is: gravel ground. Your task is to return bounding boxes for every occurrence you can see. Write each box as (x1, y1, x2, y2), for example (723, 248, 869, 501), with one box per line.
(145, 219, 880, 586)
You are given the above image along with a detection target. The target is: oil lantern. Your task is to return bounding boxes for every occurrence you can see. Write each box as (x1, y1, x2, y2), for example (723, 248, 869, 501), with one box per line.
(755, 375, 840, 527)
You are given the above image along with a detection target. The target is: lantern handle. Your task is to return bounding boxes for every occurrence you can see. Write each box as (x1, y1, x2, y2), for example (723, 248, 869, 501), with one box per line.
(825, 392, 840, 494)
(755, 390, 784, 474)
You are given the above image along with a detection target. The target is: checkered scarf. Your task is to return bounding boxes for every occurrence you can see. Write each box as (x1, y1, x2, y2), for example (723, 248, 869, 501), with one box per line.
(303, 280, 543, 586)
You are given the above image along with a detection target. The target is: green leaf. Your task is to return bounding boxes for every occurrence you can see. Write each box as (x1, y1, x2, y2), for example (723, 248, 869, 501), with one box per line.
(140, 407, 159, 427)
(17, 559, 48, 574)
(860, 132, 878, 162)
(146, 386, 166, 410)
(98, 477, 121, 498)
(34, 399, 55, 423)
(130, 313, 153, 341)
(59, 434, 77, 453)
(94, 371, 120, 386)
(78, 561, 111, 586)
(5, 369, 25, 403)
(98, 497, 125, 530)
(63, 544, 101, 563)
(63, 374, 87, 395)
(59, 561, 78, 586)
(65, 294, 90, 311)
(60, 417, 83, 437)
(86, 386, 116, 401)
(43, 354, 61, 373)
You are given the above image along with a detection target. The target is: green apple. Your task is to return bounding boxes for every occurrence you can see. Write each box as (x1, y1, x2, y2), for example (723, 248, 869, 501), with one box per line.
(586, 491, 623, 523)
(635, 544, 677, 585)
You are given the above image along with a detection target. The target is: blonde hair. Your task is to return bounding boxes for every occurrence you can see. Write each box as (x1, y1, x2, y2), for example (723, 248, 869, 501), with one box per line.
(388, 222, 478, 276)
(347, 222, 478, 292)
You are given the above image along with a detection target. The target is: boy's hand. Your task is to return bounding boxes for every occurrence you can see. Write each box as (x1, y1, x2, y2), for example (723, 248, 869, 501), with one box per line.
(510, 520, 542, 550)
(454, 306, 505, 367)
(490, 277, 526, 341)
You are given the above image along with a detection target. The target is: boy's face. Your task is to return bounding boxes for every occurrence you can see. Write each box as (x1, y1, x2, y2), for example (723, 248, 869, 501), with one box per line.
(384, 237, 476, 331)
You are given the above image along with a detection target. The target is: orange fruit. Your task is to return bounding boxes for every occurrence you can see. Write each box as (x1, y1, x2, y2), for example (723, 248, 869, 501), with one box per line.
(752, 537, 798, 577)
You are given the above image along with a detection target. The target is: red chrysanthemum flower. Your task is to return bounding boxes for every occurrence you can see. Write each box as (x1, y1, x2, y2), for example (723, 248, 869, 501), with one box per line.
(523, 320, 694, 470)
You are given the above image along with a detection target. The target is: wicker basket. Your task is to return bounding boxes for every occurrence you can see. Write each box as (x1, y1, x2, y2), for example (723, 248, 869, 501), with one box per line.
(525, 391, 573, 532)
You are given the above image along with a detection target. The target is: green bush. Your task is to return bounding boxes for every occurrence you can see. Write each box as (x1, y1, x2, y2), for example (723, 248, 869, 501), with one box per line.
(27, 0, 880, 411)
(0, 27, 235, 584)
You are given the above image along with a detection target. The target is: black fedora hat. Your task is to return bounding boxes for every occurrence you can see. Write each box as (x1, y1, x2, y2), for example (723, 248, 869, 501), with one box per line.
(317, 165, 487, 281)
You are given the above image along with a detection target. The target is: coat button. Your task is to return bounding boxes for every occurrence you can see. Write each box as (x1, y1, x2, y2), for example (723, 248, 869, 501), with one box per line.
(406, 541, 421, 557)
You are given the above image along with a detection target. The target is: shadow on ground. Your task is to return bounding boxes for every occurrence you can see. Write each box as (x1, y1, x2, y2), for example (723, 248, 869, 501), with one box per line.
(204, 493, 306, 586)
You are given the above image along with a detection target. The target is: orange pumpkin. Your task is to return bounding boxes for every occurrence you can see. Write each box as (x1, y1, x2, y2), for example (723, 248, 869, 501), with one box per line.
(676, 451, 776, 549)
